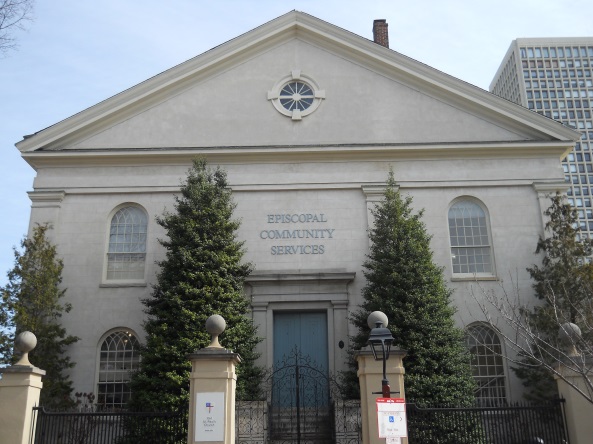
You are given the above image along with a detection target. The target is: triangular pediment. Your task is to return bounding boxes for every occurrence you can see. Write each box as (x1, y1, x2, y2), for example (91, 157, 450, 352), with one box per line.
(17, 11, 579, 157)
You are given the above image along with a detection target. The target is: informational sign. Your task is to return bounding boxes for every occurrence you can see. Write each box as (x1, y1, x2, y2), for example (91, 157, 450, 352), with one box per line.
(377, 398, 407, 439)
(195, 392, 225, 442)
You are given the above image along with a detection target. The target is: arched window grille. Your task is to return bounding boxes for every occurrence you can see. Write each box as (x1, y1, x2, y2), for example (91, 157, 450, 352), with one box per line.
(466, 324, 507, 405)
(448, 200, 494, 275)
(106, 206, 147, 280)
(97, 330, 140, 408)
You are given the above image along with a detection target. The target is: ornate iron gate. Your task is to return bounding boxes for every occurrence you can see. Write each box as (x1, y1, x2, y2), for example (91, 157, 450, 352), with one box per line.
(268, 348, 333, 444)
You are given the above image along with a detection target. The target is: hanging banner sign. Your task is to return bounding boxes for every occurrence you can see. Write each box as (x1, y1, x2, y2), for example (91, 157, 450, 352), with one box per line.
(376, 398, 407, 439)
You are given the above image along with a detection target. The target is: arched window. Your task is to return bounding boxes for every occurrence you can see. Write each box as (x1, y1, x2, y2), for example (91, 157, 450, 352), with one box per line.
(448, 199, 494, 275)
(106, 206, 148, 280)
(466, 324, 507, 405)
(97, 330, 140, 408)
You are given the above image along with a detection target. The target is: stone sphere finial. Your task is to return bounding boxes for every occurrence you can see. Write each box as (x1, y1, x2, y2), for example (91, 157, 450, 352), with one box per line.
(559, 322, 582, 356)
(367, 311, 389, 329)
(205, 314, 226, 349)
(14, 331, 37, 366)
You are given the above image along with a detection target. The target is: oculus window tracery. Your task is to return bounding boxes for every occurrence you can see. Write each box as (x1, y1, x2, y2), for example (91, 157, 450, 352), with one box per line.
(279, 81, 315, 111)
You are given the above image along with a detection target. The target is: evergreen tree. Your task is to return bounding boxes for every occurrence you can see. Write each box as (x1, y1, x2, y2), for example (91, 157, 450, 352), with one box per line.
(128, 159, 263, 413)
(0, 223, 78, 408)
(350, 171, 475, 407)
(0, 295, 12, 364)
(515, 193, 593, 401)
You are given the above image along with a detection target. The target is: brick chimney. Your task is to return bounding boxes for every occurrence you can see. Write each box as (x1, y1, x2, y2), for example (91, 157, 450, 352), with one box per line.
(372, 19, 389, 48)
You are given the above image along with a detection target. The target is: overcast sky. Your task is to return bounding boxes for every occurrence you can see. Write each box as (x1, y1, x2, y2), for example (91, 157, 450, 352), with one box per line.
(1, 0, 592, 284)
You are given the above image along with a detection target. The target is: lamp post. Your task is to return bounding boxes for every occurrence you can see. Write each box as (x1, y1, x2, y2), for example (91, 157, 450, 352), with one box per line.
(367, 311, 394, 398)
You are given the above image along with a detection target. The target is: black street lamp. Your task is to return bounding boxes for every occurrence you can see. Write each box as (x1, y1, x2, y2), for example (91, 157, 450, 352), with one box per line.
(367, 311, 394, 398)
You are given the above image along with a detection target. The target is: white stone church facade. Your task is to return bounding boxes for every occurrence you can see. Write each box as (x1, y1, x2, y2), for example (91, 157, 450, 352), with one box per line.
(15, 12, 579, 406)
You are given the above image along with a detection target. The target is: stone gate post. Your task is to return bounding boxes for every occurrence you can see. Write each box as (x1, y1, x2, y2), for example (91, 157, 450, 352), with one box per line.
(0, 332, 46, 444)
(554, 360, 593, 444)
(356, 347, 407, 444)
(553, 322, 593, 444)
(187, 315, 241, 444)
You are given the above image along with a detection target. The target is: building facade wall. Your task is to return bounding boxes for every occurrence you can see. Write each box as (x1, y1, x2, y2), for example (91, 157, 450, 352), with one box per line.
(26, 153, 560, 400)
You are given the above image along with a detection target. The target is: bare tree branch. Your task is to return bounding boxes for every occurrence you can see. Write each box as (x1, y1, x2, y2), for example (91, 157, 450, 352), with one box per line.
(0, 0, 34, 56)
(470, 278, 593, 404)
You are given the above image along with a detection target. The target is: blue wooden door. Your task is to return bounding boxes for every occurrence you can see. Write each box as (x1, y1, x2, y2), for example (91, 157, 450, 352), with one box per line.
(270, 312, 331, 441)
(273, 312, 328, 373)
(272, 312, 330, 411)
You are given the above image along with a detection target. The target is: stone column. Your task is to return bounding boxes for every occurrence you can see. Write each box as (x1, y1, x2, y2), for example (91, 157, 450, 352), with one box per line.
(187, 315, 241, 444)
(356, 348, 407, 444)
(0, 332, 46, 444)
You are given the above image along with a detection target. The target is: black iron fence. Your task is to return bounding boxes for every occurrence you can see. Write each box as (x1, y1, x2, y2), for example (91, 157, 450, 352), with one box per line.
(406, 400, 569, 444)
(30, 406, 188, 444)
(31, 399, 568, 444)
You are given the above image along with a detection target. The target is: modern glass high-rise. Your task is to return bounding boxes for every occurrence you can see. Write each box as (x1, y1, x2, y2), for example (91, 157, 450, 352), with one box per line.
(491, 38, 593, 238)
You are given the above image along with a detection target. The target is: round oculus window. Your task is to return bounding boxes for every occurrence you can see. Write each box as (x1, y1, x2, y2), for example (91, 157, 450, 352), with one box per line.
(268, 71, 325, 120)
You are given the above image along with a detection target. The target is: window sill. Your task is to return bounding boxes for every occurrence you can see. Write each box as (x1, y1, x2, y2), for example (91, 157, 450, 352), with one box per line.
(450, 275, 499, 282)
(100, 282, 147, 288)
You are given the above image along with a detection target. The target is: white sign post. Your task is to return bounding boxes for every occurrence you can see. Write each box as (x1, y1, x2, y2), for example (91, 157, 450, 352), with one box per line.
(195, 392, 225, 442)
(377, 398, 407, 441)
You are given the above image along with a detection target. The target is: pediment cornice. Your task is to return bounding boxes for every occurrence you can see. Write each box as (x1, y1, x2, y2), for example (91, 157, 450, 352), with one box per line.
(22, 140, 574, 170)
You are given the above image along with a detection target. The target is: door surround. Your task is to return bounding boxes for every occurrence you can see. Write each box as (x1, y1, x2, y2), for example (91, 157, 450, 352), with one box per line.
(245, 271, 355, 374)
